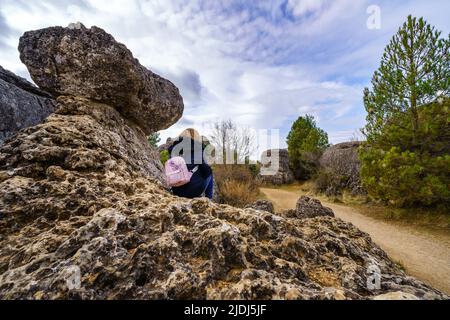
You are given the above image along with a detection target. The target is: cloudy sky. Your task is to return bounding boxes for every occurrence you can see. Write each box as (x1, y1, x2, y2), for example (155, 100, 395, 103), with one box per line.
(1, 0, 449, 148)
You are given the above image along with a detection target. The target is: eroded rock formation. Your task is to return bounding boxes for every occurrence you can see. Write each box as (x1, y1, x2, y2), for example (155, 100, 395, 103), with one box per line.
(0, 24, 447, 300)
(318, 142, 365, 196)
(0, 66, 56, 145)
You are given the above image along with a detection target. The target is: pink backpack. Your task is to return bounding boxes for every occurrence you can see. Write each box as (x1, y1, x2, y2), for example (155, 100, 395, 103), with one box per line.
(165, 157, 198, 187)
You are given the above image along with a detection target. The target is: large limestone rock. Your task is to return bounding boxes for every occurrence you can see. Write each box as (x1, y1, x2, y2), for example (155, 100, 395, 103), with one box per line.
(0, 66, 56, 145)
(19, 23, 183, 135)
(259, 149, 295, 185)
(318, 142, 365, 196)
(0, 24, 447, 300)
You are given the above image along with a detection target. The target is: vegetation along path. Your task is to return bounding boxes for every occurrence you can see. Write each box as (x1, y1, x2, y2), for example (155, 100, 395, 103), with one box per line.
(260, 187, 450, 295)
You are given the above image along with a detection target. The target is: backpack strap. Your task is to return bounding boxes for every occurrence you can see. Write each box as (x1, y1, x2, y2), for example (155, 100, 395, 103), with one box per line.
(190, 166, 199, 174)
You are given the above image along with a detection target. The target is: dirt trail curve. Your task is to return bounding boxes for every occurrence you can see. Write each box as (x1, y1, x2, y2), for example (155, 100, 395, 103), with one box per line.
(260, 187, 450, 295)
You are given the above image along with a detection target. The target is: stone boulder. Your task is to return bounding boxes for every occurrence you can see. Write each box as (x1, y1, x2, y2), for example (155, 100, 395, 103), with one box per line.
(259, 149, 295, 185)
(318, 142, 365, 196)
(245, 200, 275, 214)
(0, 66, 56, 145)
(281, 196, 334, 219)
(19, 23, 183, 135)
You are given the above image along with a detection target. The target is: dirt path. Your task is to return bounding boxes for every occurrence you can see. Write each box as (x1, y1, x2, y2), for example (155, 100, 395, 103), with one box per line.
(260, 187, 450, 295)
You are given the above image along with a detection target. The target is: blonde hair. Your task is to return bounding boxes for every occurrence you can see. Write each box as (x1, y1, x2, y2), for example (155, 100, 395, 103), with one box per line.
(179, 128, 201, 141)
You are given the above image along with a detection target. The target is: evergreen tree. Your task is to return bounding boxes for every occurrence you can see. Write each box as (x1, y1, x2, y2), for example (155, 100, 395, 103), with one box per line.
(361, 16, 450, 207)
(287, 115, 329, 180)
(363, 15, 449, 142)
(148, 132, 161, 148)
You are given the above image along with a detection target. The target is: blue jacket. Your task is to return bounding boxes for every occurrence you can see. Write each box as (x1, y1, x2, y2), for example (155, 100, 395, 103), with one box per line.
(168, 137, 212, 198)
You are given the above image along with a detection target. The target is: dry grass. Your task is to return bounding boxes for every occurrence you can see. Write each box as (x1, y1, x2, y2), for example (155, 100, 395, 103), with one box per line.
(219, 180, 259, 207)
(213, 165, 260, 208)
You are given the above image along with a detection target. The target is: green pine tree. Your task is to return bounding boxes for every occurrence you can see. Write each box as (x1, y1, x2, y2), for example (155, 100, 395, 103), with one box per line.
(287, 115, 329, 180)
(148, 132, 161, 148)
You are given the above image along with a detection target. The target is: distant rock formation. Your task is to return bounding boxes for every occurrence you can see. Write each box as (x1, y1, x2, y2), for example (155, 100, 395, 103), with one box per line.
(259, 149, 295, 185)
(0, 24, 447, 300)
(318, 142, 365, 196)
(0, 66, 56, 145)
(281, 196, 334, 219)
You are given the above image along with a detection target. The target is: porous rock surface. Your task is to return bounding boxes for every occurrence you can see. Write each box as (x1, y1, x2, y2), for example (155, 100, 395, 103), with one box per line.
(0, 24, 447, 300)
(0, 66, 56, 145)
(19, 23, 183, 135)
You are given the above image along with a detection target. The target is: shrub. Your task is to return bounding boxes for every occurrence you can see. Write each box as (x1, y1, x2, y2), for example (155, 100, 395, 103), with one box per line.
(160, 150, 169, 165)
(248, 163, 261, 178)
(360, 99, 450, 207)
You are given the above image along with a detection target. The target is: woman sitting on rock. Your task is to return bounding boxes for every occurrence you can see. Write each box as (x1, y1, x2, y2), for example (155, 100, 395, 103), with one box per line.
(167, 128, 214, 200)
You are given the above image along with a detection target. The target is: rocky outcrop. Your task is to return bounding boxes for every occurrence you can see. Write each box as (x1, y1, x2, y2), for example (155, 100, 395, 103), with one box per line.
(280, 196, 334, 219)
(0, 66, 56, 145)
(19, 23, 183, 135)
(245, 200, 275, 214)
(259, 149, 295, 185)
(0, 24, 447, 300)
(317, 142, 365, 196)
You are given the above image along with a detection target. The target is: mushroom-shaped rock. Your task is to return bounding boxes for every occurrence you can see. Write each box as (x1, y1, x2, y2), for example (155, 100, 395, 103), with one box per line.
(18, 23, 184, 135)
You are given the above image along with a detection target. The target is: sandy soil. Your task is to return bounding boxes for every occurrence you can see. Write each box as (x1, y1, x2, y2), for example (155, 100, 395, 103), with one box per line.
(260, 187, 450, 295)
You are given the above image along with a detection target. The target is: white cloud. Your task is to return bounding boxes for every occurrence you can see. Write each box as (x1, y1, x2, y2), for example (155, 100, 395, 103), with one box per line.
(0, 0, 449, 148)
(287, 0, 327, 17)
